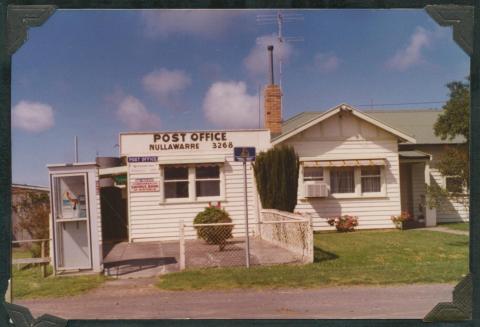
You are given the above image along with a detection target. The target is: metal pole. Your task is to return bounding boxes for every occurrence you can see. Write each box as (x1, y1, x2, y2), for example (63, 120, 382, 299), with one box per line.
(267, 45, 274, 85)
(74, 136, 78, 163)
(179, 220, 185, 270)
(243, 158, 250, 268)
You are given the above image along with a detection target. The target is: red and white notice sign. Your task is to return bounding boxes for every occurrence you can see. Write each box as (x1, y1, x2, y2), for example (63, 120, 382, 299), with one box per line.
(130, 178, 159, 193)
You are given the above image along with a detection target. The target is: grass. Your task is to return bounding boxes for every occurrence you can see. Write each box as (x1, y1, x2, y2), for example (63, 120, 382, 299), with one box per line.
(439, 222, 469, 232)
(157, 229, 469, 291)
(11, 248, 107, 300)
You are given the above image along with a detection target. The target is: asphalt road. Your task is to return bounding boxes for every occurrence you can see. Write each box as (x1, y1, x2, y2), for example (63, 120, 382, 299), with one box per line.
(16, 278, 453, 319)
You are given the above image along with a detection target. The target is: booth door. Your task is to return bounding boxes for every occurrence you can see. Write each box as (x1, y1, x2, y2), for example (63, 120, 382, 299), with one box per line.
(52, 174, 92, 270)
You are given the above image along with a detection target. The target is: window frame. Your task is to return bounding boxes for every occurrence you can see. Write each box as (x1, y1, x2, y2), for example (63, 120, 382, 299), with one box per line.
(299, 162, 387, 199)
(195, 165, 221, 198)
(160, 164, 225, 203)
(360, 166, 383, 194)
(163, 166, 190, 200)
(329, 166, 356, 195)
(444, 175, 466, 195)
(303, 167, 324, 182)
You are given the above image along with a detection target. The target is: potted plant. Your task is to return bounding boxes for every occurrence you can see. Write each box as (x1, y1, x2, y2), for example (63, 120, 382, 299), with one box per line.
(327, 215, 359, 232)
(391, 212, 412, 230)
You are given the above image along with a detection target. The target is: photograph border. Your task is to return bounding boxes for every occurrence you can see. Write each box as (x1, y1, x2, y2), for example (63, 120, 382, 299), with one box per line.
(1, 0, 478, 325)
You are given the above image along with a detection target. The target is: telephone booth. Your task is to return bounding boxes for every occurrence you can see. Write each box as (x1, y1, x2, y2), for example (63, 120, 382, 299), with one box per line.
(48, 163, 103, 274)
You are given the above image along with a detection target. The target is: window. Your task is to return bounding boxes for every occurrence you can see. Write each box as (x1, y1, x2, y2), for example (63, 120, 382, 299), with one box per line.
(196, 165, 220, 197)
(361, 166, 381, 193)
(162, 164, 223, 201)
(330, 167, 355, 193)
(303, 167, 324, 182)
(164, 166, 189, 199)
(446, 176, 463, 193)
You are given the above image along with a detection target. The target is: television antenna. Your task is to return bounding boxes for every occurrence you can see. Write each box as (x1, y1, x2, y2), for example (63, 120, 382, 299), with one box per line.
(256, 11, 303, 119)
(256, 11, 304, 89)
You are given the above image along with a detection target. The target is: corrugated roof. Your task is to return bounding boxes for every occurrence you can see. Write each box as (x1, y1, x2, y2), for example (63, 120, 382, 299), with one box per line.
(278, 108, 465, 144)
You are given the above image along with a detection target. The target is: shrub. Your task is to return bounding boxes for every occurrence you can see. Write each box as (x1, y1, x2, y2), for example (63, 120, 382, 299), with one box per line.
(194, 205, 233, 251)
(253, 145, 299, 212)
(391, 212, 412, 229)
(12, 191, 50, 258)
(327, 215, 359, 232)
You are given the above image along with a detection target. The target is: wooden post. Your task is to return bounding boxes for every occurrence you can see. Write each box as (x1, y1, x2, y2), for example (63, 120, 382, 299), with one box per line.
(41, 240, 46, 278)
(179, 220, 185, 270)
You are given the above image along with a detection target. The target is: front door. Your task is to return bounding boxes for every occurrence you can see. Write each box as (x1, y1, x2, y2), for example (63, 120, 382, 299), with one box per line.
(400, 164, 414, 216)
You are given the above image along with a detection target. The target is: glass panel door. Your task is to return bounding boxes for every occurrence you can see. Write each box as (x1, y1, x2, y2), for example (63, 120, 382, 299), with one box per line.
(52, 174, 92, 270)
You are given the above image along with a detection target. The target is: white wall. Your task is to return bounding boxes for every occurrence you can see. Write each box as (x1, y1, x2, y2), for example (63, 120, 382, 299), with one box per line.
(124, 130, 271, 241)
(282, 111, 401, 231)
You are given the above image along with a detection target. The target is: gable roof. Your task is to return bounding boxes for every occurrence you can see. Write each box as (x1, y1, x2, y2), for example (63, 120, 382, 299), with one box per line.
(366, 109, 465, 144)
(276, 107, 466, 145)
(272, 103, 416, 145)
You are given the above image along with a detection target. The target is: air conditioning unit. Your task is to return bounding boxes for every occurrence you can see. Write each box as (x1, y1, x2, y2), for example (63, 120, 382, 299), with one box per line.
(304, 182, 329, 198)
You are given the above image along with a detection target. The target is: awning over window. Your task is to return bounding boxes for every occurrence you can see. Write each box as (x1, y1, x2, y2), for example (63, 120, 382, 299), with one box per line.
(303, 159, 386, 167)
(99, 165, 128, 176)
(399, 150, 431, 160)
(158, 156, 225, 166)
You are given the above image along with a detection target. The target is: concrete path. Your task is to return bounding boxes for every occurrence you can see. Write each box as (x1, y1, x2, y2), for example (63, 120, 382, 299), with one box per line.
(103, 238, 301, 278)
(17, 278, 454, 319)
(422, 226, 469, 236)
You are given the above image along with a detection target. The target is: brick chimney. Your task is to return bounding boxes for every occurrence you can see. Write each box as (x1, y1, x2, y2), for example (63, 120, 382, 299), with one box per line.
(264, 45, 282, 135)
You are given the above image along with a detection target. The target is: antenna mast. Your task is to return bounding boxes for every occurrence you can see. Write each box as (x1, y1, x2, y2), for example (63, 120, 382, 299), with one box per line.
(256, 11, 303, 118)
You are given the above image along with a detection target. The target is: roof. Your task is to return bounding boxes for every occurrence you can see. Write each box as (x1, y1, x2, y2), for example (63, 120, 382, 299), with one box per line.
(272, 104, 416, 145)
(366, 109, 465, 144)
(12, 183, 49, 192)
(47, 162, 98, 168)
(278, 107, 466, 145)
(399, 150, 431, 160)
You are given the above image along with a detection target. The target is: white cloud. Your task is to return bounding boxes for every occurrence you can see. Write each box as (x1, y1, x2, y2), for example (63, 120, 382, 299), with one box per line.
(314, 52, 340, 73)
(12, 101, 54, 132)
(141, 10, 239, 39)
(142, 68, 191, 98)
(116, 95, 161, 130)
(203, 81, 259, 128)
(244, 34, 293, 78)
(386, 27, 432, 71)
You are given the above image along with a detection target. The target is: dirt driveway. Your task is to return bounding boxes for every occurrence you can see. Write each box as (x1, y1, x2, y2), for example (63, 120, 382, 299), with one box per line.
(16, 278, 454, 319)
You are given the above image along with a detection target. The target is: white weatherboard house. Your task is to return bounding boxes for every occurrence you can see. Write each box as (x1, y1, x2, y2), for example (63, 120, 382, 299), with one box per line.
(119, 130, 271, 242)
(47, 79, 468, 274)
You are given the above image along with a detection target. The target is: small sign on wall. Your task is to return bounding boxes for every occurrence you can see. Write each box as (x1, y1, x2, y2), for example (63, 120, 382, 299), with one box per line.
(130, 178, 160, 193)
(129, 163, 159, 174)
(128, 156, 158, 163)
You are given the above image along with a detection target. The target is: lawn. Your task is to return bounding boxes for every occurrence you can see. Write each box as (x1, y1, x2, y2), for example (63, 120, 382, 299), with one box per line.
(439, 222, 469, 232)
(11, 248, 107, 300)
(157, 229, 469, 291)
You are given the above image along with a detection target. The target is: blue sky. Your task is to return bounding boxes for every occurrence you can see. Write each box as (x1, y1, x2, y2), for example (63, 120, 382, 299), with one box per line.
(12, 9, 469, 186)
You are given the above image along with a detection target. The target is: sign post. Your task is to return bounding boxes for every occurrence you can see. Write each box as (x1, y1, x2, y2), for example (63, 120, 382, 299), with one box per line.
(234, 147, 256, 268)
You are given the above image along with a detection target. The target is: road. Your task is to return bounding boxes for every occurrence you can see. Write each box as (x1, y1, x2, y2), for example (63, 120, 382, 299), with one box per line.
(16, 278, 453, 319)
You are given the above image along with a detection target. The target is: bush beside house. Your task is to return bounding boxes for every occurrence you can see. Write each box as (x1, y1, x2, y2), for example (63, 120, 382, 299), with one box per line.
(253, 145, 299, 213)
(194, 205, 233, 250)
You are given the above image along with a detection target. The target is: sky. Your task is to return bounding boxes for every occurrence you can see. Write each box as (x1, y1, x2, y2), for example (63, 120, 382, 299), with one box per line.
(12, 9, 469, 186)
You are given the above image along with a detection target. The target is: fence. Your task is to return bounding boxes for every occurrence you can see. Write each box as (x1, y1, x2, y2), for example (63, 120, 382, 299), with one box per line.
(179, 211, 313, 270)
(260, 209, 314, 264)
(11, 238, 51, 277)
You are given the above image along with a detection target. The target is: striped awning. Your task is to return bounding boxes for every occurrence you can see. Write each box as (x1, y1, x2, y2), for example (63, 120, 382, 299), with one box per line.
(159, 156, 225, 166)
(303, 159, 386, 167)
